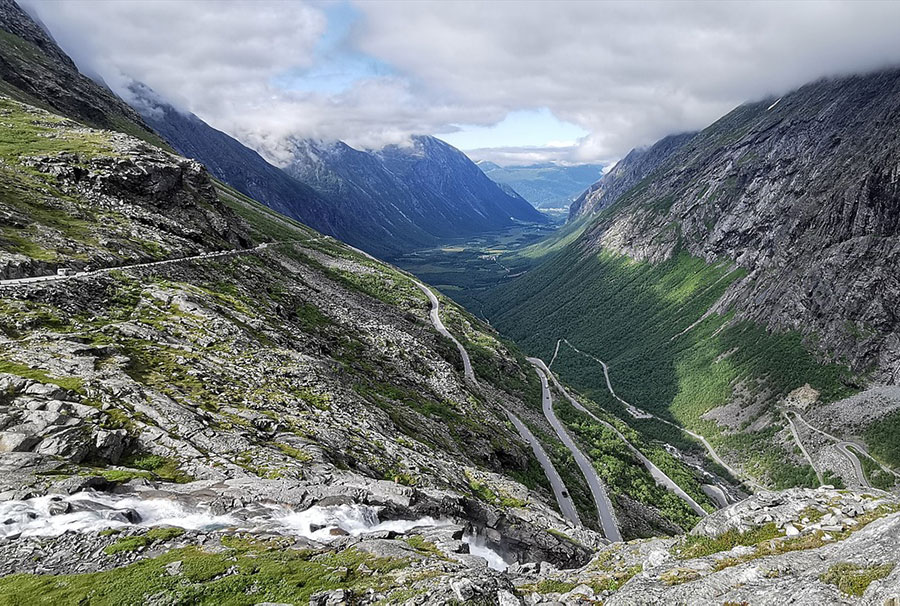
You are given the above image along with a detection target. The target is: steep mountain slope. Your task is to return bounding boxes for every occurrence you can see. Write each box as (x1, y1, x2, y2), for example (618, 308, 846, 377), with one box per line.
(376, 136, 545, 228)
(279, 135, 547, 257)
(284, 137, 546, 253)
(0, 0, 163, 146)
(0, 89, 748, 593)
(125, 83, 356, 241)
(568, 133, 695, 220)
(0, 98, 251, 281)
(477, 161, 605, 209)
(0, 94, 604, 552)
(0, 0, 723, 549)
(491, 69, 900, 490)
(126, 84, 545, 259)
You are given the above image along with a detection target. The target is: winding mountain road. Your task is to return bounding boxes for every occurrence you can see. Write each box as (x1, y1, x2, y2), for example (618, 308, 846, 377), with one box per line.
(503, 408, 582, 526)
(782, 411, 824, 486)
(845, 439, 900, 481)
(411, 280, 583, 527)
(0, 241, 303, 288)
(836, 443, 869, 487)
(528, 359, 623, 541)
(532, 357, 708, 517)
(786, 411, 872, 488)
(348, 244, 475, 385)
(558, 338, 763, 492)
(412, 280, 475, 383)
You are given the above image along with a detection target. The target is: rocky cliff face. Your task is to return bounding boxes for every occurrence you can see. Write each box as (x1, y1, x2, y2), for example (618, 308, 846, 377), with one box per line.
(0, 97, 250, 280)
(579, 69, 900, 382)
(490, 68, 900, 493)
(568, 132, 695, 220)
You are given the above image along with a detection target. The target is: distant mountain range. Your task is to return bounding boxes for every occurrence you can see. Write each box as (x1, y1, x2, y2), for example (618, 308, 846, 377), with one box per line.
(477, 161, 605, 209)
(128, 84, 545, 258)
(279, 136, 547, 256)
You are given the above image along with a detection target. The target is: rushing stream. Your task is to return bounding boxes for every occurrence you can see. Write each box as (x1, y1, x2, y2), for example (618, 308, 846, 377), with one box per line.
(0, 491, 510, 570)
(462, 531, 511, 571)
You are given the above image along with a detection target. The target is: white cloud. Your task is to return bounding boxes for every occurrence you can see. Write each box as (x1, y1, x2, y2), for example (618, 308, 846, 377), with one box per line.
(353, 0, 900, 162)
(460, 143, 586, 166)
(19, 0, 900, 165)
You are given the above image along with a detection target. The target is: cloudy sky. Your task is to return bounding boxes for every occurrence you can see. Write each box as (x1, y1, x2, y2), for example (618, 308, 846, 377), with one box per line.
(20, 0, 900, 166)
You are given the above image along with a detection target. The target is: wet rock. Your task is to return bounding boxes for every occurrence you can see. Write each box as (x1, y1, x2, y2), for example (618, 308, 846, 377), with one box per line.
(353, 539, 422, 561)
(50, 476, 110, 495)
(47, 500, 71, 516)
(316, 495, 354, 507)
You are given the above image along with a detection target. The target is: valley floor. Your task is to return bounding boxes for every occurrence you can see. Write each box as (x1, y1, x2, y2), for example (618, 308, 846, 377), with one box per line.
(390, 221, 559, 315)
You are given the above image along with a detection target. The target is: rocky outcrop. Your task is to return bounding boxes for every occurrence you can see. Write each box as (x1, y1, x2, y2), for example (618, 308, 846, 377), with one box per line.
(1, 486, 897, 605)
(0, 373, 129, 465)
(0, 98, 251, 276)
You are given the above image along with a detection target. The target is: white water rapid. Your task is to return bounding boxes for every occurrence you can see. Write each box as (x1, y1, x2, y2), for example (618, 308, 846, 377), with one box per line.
(0, 491, 510, 571)
(0, 492, 439, 540)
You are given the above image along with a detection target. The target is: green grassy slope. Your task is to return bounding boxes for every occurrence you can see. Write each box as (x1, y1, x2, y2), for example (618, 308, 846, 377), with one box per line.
(489, 245, 858, 487)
